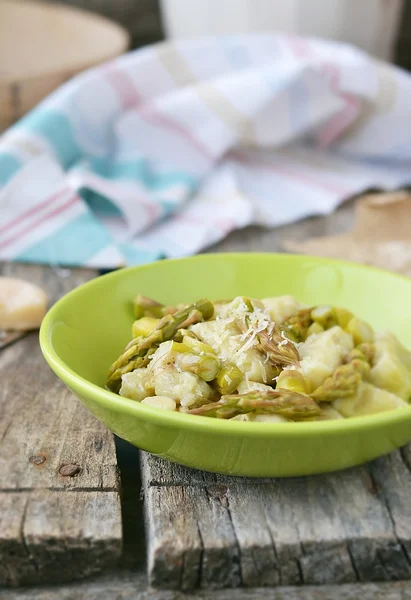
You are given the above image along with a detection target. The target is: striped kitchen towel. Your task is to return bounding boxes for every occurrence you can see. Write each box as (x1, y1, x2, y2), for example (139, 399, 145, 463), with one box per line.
(1, 33, 411, 268)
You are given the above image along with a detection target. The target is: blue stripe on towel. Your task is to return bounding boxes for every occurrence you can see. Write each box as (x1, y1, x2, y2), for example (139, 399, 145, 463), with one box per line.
(17, 110, 81, 168)
(16, 212, 113, 266)
(0, 153, 21, 186)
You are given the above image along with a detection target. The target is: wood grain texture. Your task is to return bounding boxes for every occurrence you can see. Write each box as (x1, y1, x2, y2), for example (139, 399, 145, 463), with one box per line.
(0, 264, 122, 586)
(141, 202, 411, 590)
(0, 0, 129, 132)
(142, 452, 411, 590)
(3, 572, 411, 600)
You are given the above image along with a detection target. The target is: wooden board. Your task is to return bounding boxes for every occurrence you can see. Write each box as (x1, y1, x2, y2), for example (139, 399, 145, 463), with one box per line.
(3, 572, 411, 600)
(141, 451, 411, 590)
(139, 200, 411, 590)
(0, 264, 122, 586)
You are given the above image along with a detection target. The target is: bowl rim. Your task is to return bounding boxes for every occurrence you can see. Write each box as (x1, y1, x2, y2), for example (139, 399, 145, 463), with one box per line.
(39, 252, 411, 438)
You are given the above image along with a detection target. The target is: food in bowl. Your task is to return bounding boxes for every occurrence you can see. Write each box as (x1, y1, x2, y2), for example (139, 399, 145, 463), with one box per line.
(107, 294, 411, 422)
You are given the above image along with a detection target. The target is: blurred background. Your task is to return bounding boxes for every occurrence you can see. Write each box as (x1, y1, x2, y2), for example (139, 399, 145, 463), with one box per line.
(33, 0, 411, 63)
(2, 0, 411, 134)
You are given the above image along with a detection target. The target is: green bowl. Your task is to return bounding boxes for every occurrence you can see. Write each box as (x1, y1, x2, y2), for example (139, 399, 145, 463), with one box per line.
(40, 253, 411, 477)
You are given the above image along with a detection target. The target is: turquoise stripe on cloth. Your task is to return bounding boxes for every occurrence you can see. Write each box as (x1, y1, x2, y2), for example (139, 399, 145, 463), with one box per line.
(16, 212, 114, 266)
(0, 153, 21, 186)
(16, 109, 81, 168)
(82, 189, 123, 217)
(117, 244, 164, 265)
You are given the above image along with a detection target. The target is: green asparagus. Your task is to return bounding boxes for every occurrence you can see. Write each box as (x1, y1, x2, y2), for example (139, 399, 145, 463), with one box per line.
(334, 307, 354, 329)
(280, 308, 313, 342)
(133, 295, 165, 319)
(258, 327, 300, 366)
(276, 369, 311, 394)
(346, 342, 375, 365)
(177, 352, 220, 381)
(214, 364, 243, 394)
(111, 292, 408, 424)
(311, 305, 336, 329)
(346, 317, 374, 345)
(182, 335, 216, 356)
(185, 390, 321, 420)
(107, 299, 214, 391)
(310, 359, 366, 402)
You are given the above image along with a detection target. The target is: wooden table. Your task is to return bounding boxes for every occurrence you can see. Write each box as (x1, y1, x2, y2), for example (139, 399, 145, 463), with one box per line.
(3, 200, 411, 599)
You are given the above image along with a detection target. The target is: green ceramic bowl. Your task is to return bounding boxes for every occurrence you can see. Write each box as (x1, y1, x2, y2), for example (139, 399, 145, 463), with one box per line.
(40, 253, 411, 477)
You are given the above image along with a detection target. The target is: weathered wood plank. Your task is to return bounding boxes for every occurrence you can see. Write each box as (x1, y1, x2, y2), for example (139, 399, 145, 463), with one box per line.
(142, 450, 411, 589)
(0, 264, 122, 586)
(0, 490, 122, 585)
(141, 199, 411, 590)
(3, 572, 411, 600)
(145, 485, 202, 590)
(370, 451, 411, 567)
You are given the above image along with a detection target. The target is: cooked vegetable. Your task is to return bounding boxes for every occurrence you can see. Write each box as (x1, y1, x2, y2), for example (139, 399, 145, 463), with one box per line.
(276, 370, 310, 395)
(107, 299, 214, 392)
(311, 360, 366, 402)
(177, 352, 220, 382)
(262, 296, 302, 324)
(107, 294, 411, 422)
(215, 364, 243, 394)
(184, 390, 321, 420)
(133, 294, 165, 319)
(280, 308, 313, 342)
(346, 317, 374, 345)
(132, 316, 160, 338)
(306, 322, 324, 337)
(369, 331, 411, 400)
(333, 382, 407, 417)
(311, 305, 336, 329)
(297, 326, 354, 390)
(141, 396, 177, 410)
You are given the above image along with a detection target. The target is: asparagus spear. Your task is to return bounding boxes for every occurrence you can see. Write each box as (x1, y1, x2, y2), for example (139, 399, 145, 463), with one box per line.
(173, 328, 198, 343)
(185, 390, 321, 420)
(107, 299, 214, 391)
(310, 359, 366, 402)
(214, 364, 243, 394)
(133, 294, 183, 319)
(346, 343, 375, 365)
(235, 311, 300, 368)
(258, 328, 300, 366)
(346, 317, 374, 345)
(177, 352, 220, 382)
(334, 307, 354, 329)
(182, 335, 216, 356)
(356, 342, 375, 363)
(276, 369, 310, 394)
(280, 308, 313, 343)
(133, 295, 165, 319)
(311, 305, 336, 329)
(106, 348, 156, 393)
